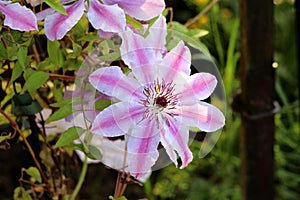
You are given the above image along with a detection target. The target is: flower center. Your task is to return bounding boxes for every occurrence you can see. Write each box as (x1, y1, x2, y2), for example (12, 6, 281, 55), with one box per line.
(154, 96, 168, 108)
(140, 80, 178, 119)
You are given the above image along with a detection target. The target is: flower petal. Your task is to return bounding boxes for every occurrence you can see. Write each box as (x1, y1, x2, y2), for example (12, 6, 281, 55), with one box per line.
(130, 117, 160, 138)
(89, 66, 144, 101)
(0, 3, 37, 31)
(103, 0, 165, 20)
(91, 136, 126, 168)
(120, 29, 157, 84)
(175, 102, 225, 132)
(91, 101, 145, 137)
(36, 7, 55, 21)
(160, 41, 191, 83)
(44, 0, 85, 41)
(160, 116, 193, 168)
(0, 1, 11, 5)
(147, 15, 167, 58)
(87, 0, 126, 33)
(127, 119, 160, 178)
(98, 29, 115, 38)
(179, 73, 218, 104)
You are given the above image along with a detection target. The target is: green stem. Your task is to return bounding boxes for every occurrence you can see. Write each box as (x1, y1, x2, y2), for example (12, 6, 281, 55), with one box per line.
(70, 156, 88, 200)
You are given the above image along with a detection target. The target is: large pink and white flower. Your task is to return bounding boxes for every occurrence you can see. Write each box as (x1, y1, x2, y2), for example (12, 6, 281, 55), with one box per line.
(0, 0, 37, 31)
(89, 16, 225, 178)
(36, 0, 165, 41)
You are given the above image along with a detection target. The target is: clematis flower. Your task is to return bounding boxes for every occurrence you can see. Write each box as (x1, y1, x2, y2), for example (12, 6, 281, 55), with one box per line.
(37, 0, 165, 41)
(0, 0, 37, 31)
(89, 15, 225, 178)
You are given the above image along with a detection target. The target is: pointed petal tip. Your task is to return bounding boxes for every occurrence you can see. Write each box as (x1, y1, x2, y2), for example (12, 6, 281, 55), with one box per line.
(179, 152, 193, 169)
(88, 0, 126, 33)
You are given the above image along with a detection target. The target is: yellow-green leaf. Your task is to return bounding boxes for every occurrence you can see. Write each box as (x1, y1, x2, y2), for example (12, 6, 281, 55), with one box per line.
(55, 127, 85, 148)
(44, 0, 67, 15)
(46, 104, 73, 123)
(23, 167, 42, 183)
(24, 71, 49, 92)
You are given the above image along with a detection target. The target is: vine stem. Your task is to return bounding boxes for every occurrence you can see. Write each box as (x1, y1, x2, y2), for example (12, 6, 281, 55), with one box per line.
(0, 109, 51, 193)
(184, 0, 219, 27)
(49, 74, 80, 81)
(70, 155, 88, 200)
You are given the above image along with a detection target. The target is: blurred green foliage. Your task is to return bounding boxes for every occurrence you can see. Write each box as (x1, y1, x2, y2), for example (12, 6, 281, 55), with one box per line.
(150, 0, 300, 199)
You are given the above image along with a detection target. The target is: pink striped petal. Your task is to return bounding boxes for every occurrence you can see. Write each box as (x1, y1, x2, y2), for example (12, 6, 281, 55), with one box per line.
(179, 73, 218, 104)
(44, 0, 85, 41)
(0, 3, 37, 31)
(120, 29, 157, 84)
(36, 7, 55, 21)
(175, 102, 225, 132)
(160, 116, 193, 168)
(147, 15, 167, 58)
(160, 41, 191, 83)
(89, 66, 144, 101)
(98, 29, 115, 38)
(87, 0, 126, 33)
(91, 101, 145, 137)
(127, 119, 160, 178)
(103, 0, 165, 20)
(130, 117, 160, 138)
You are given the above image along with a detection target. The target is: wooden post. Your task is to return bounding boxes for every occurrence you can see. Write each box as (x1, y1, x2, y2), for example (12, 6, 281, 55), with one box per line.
(239, 0, 275, 199)
(296, 0, 300, 88)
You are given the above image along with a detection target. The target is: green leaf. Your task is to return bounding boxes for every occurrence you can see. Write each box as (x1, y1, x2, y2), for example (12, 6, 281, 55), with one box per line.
(0, 41, 8, 59)
(44, 0, 67, 15)
(98, 52, 120, 62)
(50, 98, 73, 108)
(16, 46, 28, 68)
(50, 97, 80, 108)
(77, 33, 99, 42)
(187, 29, 209, 39)
(69, 41, 82, 59)
(95, 99, 112, 111)
(109, 196, 127, 200)
(37, 57, 56, 71)
(170, 21, 189, 33)
(0, 133, 11, 143)
(52, 80, 64, 102)
(47, 40, 63, 66)
(55, 127, 85, 148)
(126, 15, 143, 32)
(224, 18, 240, 98)
(167, 29, 210, 57)
(13, 187, 32, 200)
(11, 62, 24, 82)
(11, 41, 30, 82)
(23, 167, 42, 183)
(87, 144, 102, 160)
(23, 68, 35, 81)
(46, 104, 73, 123)
(24, 71, 49, 92)
(61, 59, 82, 71)
(73, 16, 89, 37)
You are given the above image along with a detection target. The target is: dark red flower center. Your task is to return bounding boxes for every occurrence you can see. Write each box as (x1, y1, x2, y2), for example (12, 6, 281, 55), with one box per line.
(155, 96, 168, 108)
